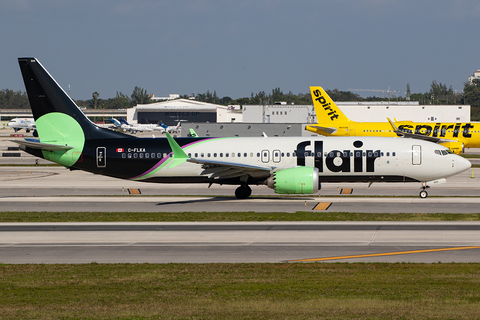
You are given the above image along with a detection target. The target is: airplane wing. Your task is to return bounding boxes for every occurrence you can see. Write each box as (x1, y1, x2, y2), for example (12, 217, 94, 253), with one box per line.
(188, 158, 272, 180)
(163, 132, 272, 180)
(10, 139, 73, 151)
(305, 125, 337, 135)
(386, 118, 454, 143)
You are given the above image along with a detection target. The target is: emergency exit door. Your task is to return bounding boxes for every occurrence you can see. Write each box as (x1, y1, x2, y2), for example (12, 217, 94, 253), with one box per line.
(96, 147, 106, 168)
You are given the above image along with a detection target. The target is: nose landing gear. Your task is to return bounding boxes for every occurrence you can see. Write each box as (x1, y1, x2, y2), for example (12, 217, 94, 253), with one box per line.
(419, 185, 430, 198)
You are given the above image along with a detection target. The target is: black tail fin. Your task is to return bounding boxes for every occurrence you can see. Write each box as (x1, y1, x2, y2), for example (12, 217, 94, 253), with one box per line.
(18, 57, 126, 140)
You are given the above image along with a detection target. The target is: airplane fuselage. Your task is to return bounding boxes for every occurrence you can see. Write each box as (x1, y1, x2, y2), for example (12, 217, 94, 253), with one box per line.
(313, 121, 480, 149)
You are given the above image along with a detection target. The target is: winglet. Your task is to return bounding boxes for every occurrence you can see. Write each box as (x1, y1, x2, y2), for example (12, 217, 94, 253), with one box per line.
(165, 132, 189, 168)
(189, 128, 199, 137)
(387, 117, 400, 132)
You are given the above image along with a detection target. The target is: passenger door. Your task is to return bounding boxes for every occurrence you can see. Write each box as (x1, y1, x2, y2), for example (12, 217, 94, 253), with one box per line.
(412, 145, 421, 165)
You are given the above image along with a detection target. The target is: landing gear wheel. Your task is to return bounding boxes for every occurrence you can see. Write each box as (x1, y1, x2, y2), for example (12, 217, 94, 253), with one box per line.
(419, 190, 428, 198)
(235, 185, 252, 199)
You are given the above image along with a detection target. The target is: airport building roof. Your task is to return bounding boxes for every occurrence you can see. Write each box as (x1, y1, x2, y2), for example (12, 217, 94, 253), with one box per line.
(136, 99, 225, 112)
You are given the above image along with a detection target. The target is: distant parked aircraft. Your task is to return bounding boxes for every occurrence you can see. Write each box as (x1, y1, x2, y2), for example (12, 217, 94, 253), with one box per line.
(118, 118, 164, 133)
(159, 121, 184, 133)
(7, 118, 35, 132)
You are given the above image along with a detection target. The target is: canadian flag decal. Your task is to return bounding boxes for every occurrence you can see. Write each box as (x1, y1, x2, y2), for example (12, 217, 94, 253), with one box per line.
(116, 148, 124, 153)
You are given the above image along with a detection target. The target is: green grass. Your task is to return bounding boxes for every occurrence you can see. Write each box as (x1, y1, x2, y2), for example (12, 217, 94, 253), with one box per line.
(1, 211, 480, 222)
(1, 263, 480, 319)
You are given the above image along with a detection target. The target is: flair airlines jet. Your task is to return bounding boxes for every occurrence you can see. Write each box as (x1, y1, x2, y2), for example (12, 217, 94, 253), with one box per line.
(306, 86, 480, 154)
(12, 58, 471, 198)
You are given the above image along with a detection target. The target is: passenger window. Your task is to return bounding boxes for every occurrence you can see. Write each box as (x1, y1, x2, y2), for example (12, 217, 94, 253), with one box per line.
(122, 154, 126, 159)
(386, 152, 390, 156)
(128, 153, 132, 158)
(287, 153, 290, 157)
(250, 153, 253, 157)
(145, 153, 150, 158)
(214, 153, 217, 157)
(151, 153, 156, 158)
(139, 153, 144, 158)
(392, 152, 396, 156)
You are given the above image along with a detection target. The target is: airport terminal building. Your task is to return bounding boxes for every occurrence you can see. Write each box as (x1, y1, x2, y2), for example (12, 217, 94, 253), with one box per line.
(125, 99, 471, 137)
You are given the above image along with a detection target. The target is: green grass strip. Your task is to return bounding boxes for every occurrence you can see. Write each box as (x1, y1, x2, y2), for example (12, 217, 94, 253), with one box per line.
(1, 211, 480, 222)
(1, 263, 480, 319)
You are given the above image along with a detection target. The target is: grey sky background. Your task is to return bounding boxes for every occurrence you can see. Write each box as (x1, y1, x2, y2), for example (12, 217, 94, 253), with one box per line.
(1, 0, 479, 100)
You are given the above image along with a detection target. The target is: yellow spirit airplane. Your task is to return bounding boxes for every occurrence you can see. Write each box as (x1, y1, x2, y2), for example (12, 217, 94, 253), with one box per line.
(305, 86, 480, 154)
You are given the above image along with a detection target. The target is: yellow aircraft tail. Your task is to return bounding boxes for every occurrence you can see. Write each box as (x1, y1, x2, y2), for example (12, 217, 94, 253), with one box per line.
(306, 86, 352, 135)
(310, 86, 351, 123)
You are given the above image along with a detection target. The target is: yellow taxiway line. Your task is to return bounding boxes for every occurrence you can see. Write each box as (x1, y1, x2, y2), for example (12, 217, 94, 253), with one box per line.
(291, 246, 480, 262)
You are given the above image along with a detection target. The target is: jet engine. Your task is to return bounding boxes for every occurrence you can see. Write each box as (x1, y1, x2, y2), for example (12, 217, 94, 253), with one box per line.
(265, 166, 320, 194)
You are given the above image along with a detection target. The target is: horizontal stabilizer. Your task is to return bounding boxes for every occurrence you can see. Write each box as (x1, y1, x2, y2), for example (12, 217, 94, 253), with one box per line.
(305, 125, 337, 135)
(10, 139, 73, 151)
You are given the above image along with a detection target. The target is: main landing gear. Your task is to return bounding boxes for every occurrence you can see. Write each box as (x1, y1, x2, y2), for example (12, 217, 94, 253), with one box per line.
(235, 185, 252, 199)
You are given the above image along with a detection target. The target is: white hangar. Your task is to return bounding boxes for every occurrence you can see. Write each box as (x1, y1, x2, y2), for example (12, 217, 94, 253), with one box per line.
(127, 99, 471, 125)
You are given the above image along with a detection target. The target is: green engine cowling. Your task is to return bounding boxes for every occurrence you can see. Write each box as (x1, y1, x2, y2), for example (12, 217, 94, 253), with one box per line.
(266, 167, 320, 194)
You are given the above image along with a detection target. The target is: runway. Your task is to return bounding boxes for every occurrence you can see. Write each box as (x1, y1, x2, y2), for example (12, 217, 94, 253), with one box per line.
(2, 222, 480, 263)
(1, 136, 480, 264)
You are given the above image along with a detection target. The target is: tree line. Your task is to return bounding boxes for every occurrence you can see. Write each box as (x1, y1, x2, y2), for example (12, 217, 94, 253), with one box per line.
(2, 80, 480, 119)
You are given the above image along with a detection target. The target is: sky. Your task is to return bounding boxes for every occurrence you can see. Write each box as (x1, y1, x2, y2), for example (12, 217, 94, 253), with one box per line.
(1, 0, 479, 101)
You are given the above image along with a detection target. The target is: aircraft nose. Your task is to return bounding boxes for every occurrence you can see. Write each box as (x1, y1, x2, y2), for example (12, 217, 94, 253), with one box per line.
(456, 155, 471, 173)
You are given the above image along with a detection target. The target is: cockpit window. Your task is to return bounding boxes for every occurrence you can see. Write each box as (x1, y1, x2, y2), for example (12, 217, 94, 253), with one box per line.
(435, 150, 450, 156)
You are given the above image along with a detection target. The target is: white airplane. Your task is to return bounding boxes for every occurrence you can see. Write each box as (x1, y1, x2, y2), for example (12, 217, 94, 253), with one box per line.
(7, 118, 36, 132)
(118, 118, 163, 133)
(12, 57, 472, 199)
(159, 121, 184, 133)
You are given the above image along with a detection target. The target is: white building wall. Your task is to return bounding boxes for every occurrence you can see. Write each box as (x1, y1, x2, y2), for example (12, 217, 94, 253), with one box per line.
(335, 104, 470, 122)
(239, 103, 470, 123)
(240, 105, 314, 123)
(216, 106, 243, 123)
